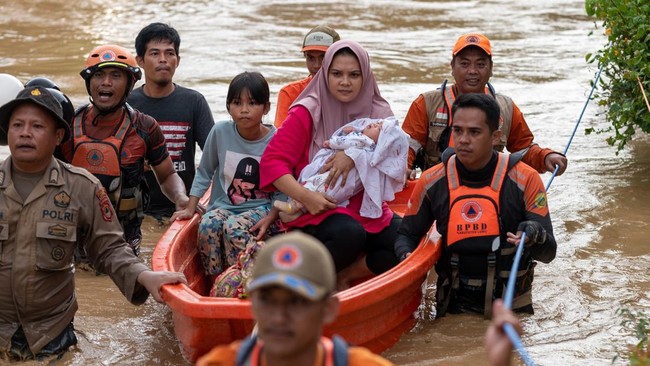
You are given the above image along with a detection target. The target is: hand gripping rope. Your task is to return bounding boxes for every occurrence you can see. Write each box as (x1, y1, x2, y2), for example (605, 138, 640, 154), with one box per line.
(502, 64, 605, 366)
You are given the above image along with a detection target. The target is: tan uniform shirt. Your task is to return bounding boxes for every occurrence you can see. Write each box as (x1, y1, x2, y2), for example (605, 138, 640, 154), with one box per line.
(0, 157, 150, 354)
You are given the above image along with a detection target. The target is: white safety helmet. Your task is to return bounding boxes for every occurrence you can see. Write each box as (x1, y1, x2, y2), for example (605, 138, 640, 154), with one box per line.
(0, 74, 24, 108)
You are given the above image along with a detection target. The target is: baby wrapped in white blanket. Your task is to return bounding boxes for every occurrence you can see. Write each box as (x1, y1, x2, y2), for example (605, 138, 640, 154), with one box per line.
(275, 116, 408, 222)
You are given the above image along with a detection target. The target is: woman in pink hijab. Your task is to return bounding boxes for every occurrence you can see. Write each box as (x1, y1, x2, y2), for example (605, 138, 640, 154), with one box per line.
(260, 40, 399, 289)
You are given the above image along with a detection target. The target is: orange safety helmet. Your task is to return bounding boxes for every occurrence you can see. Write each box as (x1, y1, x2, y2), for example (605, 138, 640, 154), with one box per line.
(80, 45, 142, 112)
(80, 45, 142, 82)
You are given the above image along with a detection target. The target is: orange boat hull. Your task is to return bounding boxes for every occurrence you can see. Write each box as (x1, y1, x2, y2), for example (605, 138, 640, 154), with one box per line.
(152, 183, 439, 362)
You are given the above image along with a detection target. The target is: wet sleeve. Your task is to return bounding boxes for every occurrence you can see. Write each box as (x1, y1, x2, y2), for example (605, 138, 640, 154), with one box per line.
(401, 95, 429, 168)
(194, 94, 215, 150)
(507, 103, 556, 173)
(394, 169, 439, 260)
(519, 167, 557, 263)
(260, 106, 312, 191)
(85, 183, 150, 304)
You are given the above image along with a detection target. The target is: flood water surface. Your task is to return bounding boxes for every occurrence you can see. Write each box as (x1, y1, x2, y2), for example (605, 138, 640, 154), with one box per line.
(1, 1, 649, 365)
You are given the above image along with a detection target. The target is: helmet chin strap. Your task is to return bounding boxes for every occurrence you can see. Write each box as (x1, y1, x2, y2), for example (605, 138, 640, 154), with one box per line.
(87, 82, 132, 121)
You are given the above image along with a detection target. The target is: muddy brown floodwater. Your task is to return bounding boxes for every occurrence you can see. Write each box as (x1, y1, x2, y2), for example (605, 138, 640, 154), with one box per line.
(1, 0, 649, 365)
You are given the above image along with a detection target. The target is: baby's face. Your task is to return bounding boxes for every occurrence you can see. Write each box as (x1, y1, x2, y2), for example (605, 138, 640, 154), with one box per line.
(363, 122, 382, 143)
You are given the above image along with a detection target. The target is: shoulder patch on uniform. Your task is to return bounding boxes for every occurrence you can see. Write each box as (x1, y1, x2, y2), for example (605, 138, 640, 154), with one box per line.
(48, 168, 59, 183)
(96, 187, 114, 222)
(532, 190, 547, 209)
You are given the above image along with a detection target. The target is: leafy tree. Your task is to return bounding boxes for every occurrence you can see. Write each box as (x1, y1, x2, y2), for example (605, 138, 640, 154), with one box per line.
(585, 0, 650, 151)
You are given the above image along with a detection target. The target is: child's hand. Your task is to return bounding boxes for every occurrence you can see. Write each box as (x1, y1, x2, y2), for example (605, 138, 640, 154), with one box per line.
(170, 208, 196, 223)
(251, 208, 279, 240)
(323, 140, 331, 149)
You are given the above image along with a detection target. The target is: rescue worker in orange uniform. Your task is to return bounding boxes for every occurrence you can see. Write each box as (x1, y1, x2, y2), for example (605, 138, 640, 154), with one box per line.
(395, 93, 557, 318)
(196, 232, 394, 366)
(402, 32, 568, 176)
(273, 25, 340, 127)
(60, 44, 191, 256)
(0, 86, 186, 360)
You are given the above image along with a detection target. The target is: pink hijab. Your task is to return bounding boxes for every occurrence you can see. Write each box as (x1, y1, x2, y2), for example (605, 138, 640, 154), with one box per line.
(291, 40, 394, 160)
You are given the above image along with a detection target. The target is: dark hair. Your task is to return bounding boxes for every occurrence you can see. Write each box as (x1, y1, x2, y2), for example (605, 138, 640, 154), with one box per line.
(330, 47, 358, 66)
(226, 71, 270, 110)
(135, 23, 181, 58)
(451, 93, 500, 132)
(333, 46, 356, 58)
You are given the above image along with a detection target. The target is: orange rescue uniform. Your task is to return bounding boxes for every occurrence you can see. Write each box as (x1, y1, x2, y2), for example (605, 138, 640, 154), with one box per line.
(196, 336, 395, 366)
(402, 83, 557, 172)
(273, 75, 312, 127)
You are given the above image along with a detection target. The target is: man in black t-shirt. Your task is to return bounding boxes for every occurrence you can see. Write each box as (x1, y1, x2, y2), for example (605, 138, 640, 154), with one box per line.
(129, 22, 214, 221)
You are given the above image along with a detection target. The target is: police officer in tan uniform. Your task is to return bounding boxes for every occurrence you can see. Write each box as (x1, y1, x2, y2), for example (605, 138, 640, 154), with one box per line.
(0, 86, 186, 360)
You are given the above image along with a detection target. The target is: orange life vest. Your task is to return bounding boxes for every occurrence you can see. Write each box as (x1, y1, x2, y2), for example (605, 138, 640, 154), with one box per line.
(70, 108, 148, 217)
(446, 153, 509, 254)
(419, 81, 513, 169)
(71, 109, 131, 196)
(440, 152, 510, 318)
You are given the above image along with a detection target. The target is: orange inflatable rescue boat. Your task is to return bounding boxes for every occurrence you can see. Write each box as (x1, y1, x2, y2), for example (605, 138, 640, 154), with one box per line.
(152, 183, 440, 363)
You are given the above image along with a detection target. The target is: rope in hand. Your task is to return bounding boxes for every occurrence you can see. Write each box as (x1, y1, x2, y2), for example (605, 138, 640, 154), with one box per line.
(501, 64, 605, 366)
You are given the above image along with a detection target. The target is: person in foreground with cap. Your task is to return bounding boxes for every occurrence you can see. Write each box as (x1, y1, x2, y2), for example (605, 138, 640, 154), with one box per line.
(273, 25, 340, 127)
(196, 231, 395, 366)
(401, 32, 567, 176)
(0, 86, 186, 360)
(59, 44, 191, 257)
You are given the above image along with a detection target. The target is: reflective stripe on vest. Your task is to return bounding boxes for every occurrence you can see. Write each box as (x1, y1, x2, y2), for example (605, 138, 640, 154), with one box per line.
(443, 86, 456, 148)
(422, 83, 514, 169)
(446, 153, 509, 254)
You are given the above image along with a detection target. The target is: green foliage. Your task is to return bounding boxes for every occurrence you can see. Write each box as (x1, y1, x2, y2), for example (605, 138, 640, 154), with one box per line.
(585, 0, 650, 151)
(615, 308, 650, 365)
